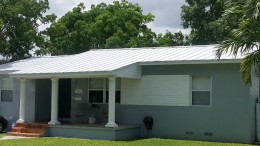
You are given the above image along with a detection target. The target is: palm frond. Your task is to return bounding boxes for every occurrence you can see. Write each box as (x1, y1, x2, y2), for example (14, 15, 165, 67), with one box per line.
(216, 0, 260, 85)
(240, 50, 260, 84)
(253, 1, 260, 19)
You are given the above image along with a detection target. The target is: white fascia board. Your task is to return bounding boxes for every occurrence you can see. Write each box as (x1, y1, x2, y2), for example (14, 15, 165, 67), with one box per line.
(0, 70, 18, 74)
(138, 59, 242, 66)
(0, 74, 10, 78)
(113, 63, 141, 79)
(9, 71, 115, 79)
(9, 64, 142, 79)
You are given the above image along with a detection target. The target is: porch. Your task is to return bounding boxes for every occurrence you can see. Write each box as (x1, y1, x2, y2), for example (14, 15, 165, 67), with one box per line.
(17, 77, 122, 127)
(9, 122, 141, 140)
(47, 123, 141, 140)
(12, 72, 143, 139)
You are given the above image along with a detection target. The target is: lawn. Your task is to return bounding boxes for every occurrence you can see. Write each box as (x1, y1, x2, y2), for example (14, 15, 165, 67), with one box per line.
(0, 134, 254, 146)
(0, 133, 7, 138)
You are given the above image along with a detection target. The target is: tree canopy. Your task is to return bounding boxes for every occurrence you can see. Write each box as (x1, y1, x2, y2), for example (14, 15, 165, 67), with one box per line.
(0, 0, 56, 62)
(0, 0, 189, 60)
(157, 31, 188, 46)
(216, 0, 260, 84)
(181, 0, 225, 45)
(43, 1, 157, 55)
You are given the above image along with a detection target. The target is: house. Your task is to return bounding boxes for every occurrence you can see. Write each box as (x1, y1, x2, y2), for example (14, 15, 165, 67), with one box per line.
(0, 45, 258, 143)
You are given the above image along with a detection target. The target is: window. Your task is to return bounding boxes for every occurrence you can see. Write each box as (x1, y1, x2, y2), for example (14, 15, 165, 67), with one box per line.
(88, 78, 121, 104)
(1, 78, 14, 102)
(192, 76, 211, 106)
(89, 78, 104, 103)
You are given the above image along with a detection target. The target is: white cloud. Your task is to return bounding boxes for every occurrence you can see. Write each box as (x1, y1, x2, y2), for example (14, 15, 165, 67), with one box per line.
(45, 0, 187, 34)
(147, 23, 191, 35)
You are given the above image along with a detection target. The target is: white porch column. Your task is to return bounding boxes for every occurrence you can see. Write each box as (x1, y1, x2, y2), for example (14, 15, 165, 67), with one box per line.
(17, 78, 26, 123)
(105, 76, 118, 127)
(48, 78, 60, 125)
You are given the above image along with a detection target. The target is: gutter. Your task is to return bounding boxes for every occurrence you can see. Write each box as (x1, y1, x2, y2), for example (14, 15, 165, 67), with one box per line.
(9, 71, 116, 79)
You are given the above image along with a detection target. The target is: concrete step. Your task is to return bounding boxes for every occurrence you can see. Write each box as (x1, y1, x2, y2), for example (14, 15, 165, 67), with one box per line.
(15, 123, 49, 129)
(11, 127, 45, 134)
(10, 122, 49, 138)
(8, 132, 42, 137)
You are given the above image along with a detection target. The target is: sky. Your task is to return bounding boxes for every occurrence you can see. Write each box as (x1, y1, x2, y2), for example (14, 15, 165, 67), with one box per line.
(46, 0, 190, 35)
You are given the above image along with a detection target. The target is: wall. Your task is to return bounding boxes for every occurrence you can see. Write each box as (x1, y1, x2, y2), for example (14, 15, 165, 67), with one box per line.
(0, 78, 19, 131)
(251, 66, 259, 141)
(0, 78, 36, 130)
(70, 78, 108, 123)
(70, 78, 89, 122)
(116, 63, 254, 143)
(0, 63, 253, 142)
(25, 79, 36, 122)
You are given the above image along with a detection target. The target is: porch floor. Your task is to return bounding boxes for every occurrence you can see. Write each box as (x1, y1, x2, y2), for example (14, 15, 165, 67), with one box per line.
(46, 123, 141, 140)
(59, 122, 138, 128)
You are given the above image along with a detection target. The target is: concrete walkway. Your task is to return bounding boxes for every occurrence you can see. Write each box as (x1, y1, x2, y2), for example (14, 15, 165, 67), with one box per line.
(0, 136, 36, 140)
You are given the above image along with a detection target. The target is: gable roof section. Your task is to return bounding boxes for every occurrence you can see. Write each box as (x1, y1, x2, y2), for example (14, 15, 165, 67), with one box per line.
(0, 56, 64, 73)
(0, 45, 243, 78)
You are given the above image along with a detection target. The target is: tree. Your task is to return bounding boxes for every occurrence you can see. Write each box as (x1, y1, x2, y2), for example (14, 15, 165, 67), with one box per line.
(43, 0, 155, 55)
(211, 0, 243, 42)
(157, 31, 188, 46)
(216, 0, 260, 84)
(181, 0, 225, 45)
(0, 0, 56, 62)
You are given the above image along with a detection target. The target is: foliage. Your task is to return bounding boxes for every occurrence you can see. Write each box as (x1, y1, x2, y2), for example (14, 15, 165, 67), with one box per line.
(0, 137, 253, 146)
(211, 0, 244, 44)
(43, 0, 156, 55)
(216, 0, 260, 84)
(157, 31, 188, 46)
(181, 0, 225, 45)
(0, 0, 56, 62)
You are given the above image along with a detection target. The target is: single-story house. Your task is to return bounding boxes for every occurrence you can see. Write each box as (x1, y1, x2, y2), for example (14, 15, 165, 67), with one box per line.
(0, 45, 259, 143)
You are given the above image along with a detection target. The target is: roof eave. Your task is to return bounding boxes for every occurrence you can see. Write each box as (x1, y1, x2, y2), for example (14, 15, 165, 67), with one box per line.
(9, 71, 115, 79)
(138, 59, 242, 66)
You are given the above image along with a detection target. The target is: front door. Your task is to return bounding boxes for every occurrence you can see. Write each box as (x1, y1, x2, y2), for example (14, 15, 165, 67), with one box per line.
(58, 79, 71, 119)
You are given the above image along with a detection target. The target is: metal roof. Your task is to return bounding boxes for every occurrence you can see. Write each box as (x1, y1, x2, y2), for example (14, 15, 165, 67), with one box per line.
(0, 56, 64, 71)
(0, 45, 243, 77)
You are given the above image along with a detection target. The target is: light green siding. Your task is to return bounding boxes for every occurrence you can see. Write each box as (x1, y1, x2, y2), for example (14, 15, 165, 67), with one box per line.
(116, 63, 255, 143)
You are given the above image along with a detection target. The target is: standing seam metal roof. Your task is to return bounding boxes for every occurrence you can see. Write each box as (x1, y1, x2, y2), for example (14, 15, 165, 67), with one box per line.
(0, 45, 243, 75)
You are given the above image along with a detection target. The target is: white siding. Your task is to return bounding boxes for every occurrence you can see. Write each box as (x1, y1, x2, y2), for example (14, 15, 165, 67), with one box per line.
(121, 75, 191, 106)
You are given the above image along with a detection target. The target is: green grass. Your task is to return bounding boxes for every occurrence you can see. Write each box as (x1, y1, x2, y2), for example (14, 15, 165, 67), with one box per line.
(0, 136, 254, 146)
(0, 132, 7, 138)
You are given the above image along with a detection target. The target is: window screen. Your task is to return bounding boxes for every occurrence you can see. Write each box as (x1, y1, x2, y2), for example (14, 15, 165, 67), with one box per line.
(192, 91, 210, 105)
(1, 78, 14, 102)
(192, 76, 211, 106)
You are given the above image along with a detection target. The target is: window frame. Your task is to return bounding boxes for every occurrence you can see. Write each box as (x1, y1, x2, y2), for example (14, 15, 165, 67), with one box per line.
(88, 78, 106, 104)
(88, 78, 121, 104)
(0, 78, 14, 102)
(191, 76, 212, 107)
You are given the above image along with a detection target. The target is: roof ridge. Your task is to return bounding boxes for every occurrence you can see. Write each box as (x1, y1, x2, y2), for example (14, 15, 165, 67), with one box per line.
(88, 45, 217, 52)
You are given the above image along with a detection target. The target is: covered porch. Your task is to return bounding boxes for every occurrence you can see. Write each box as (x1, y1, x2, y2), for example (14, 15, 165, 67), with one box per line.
(12, 63, 142, 139)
